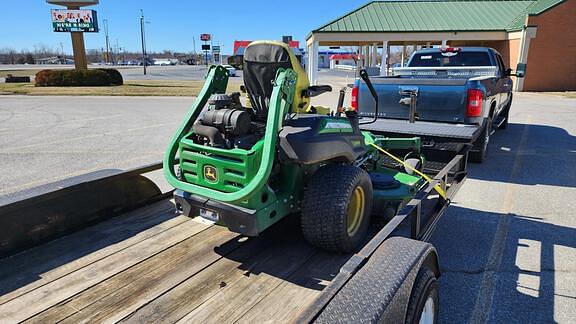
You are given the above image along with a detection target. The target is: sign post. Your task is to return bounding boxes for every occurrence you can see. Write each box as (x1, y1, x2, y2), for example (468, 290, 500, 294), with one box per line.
(212, 45, 221, 65)
(201, 34, 211, 66)
(140, 9, 147, 75)
(47, 1, 99, 70)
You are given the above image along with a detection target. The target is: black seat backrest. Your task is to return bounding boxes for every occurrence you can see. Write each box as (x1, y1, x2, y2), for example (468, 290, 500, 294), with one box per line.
(243, 42, 292, 120)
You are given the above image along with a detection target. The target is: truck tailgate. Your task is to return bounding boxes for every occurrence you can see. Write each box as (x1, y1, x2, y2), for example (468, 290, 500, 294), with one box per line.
(358, 77, 469, 123)
(360, 118, 480, 143)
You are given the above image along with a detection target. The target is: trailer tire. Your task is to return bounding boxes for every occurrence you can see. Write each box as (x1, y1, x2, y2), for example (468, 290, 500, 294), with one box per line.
(405, 267, 439, 324)
(470, 118, 491, 163)
(301, 164, 372, 253)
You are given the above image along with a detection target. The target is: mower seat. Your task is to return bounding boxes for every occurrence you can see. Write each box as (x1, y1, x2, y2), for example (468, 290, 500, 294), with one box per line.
(243, 41, 329, 119)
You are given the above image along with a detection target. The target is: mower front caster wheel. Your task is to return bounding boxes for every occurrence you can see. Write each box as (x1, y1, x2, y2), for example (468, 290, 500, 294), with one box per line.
(301, 165, 373, 253)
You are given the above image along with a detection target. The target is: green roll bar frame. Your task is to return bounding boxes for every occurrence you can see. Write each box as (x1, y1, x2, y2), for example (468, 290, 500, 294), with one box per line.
(163, 65, 297, 203)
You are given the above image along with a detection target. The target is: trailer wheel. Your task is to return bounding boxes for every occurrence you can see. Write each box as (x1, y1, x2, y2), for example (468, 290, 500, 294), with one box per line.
(301, 165, 372, 253)
(405, 267, 439, 324)
(314, 237, 439, 324)
(470, 118, 491, 163)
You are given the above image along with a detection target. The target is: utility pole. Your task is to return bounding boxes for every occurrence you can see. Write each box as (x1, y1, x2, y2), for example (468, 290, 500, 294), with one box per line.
(103, 18, 110, 64)
(115, 38, 119, 64)
(140, 9, 147, 75)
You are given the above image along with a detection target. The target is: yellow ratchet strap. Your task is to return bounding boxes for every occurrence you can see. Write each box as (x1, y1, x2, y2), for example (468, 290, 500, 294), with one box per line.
(369, 143, 448, 200)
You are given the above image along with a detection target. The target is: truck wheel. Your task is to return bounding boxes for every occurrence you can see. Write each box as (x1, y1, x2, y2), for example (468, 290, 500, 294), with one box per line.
(301, 165, 373, 253)
(470, 119, 490, 163)
(405, 267, 439, 324)
(499, 95, 512, 130)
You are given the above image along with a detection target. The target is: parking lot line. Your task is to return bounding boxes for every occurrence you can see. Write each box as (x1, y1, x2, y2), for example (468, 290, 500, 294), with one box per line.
(469, 115, 533, 323)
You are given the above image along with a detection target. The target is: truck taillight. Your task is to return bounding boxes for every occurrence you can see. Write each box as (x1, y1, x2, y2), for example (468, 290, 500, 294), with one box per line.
(466, 89, 484, 117)
(351, 86, 358, 111)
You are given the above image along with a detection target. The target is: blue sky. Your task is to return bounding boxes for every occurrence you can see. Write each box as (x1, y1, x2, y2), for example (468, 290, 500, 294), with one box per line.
(0, 0, 368, 54)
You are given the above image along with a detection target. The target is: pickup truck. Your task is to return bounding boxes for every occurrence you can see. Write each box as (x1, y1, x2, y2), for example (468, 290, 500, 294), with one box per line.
(354, 47, 526, 162)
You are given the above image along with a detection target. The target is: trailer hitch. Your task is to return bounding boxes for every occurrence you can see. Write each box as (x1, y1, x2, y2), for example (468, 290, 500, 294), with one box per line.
(399, 86, 419, 123)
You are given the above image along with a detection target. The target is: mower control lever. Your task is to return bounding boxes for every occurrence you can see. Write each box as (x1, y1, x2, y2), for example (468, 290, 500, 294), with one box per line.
(304, 85, 333, 98)
(358, 69, 379, 125)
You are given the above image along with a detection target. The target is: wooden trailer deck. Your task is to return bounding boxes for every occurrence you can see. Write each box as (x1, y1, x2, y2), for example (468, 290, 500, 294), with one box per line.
(0, 200, 351, 323)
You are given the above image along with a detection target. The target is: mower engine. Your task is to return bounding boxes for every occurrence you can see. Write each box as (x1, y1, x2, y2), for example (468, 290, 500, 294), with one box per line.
(193, 93, 263, 149)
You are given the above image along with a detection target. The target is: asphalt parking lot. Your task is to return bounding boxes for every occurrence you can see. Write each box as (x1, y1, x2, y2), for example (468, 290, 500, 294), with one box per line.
(0, 91, 574, 322)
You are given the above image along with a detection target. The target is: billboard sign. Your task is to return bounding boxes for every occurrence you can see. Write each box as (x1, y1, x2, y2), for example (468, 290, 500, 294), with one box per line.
(51, 9, 98, 32)
(47, 0, 99, 5)
(200, 33, 211, 41)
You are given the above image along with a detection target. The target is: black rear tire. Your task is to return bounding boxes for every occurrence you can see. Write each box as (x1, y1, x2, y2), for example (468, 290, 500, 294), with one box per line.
(470, 118, 491, 163)
(499, 94, 512, 130)
(301, 164, 373, 253)
(405, 267, 439, 324)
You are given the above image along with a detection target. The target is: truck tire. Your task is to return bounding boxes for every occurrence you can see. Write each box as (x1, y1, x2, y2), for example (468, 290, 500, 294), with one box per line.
(405, 267, 439, 324)
(470, 118, 491, 163)
(499, 94, 512, 130)
(315, 237, 439, 323)
(301, 165, 372, 253)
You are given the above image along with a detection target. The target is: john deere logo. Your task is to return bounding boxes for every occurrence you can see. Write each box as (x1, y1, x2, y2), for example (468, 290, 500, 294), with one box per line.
(204, 165, 218, 183)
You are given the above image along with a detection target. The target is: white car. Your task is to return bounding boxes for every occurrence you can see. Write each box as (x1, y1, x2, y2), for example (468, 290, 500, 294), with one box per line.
(222, 64, 237, 77)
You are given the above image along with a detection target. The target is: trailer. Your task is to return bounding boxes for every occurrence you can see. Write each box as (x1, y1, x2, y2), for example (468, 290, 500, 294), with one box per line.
(0, 41, 471, 323)
(0, 143, 466, 323)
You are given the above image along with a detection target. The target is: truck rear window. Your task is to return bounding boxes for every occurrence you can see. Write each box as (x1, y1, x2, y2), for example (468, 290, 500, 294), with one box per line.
(409, 51, 492, 67)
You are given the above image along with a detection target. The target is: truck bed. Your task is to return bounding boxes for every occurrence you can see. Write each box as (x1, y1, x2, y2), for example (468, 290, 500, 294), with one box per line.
(360, 118, 480, 143)
(0, 200, 350, 323)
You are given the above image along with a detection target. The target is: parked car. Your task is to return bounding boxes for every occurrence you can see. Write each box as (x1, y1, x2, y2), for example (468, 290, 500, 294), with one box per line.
(153, 59, 173, 66)
(222, 64, 237, 77)
(354, 47, 526, 163)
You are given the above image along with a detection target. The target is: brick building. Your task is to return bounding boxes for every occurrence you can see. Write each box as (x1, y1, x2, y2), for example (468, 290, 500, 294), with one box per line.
(306, 0, 576, 91)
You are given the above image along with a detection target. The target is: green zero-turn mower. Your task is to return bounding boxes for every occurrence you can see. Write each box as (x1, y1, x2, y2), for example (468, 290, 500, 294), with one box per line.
(164, 41, 434, 253)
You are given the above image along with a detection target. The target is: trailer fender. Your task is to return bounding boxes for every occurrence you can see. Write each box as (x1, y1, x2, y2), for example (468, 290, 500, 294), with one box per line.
(315, 236, 439, 323)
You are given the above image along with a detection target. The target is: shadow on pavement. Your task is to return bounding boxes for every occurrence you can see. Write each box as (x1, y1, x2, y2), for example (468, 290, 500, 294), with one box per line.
(468, 122, 576, 188)
(434, 204, 575, 323)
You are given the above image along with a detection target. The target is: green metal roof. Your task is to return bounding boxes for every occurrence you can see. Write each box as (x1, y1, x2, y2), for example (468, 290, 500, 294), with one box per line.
(506, 0, 565, 30)
(312, 0, 566, 34)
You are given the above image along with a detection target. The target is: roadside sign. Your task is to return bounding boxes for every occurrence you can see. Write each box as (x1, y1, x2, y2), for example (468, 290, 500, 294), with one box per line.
(202, 44, 210, 51)
(51, 9, 98, 32)
(212, 46, 221, 52)
(47, 0, 99, 5)
(200, 34, 211, 41)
